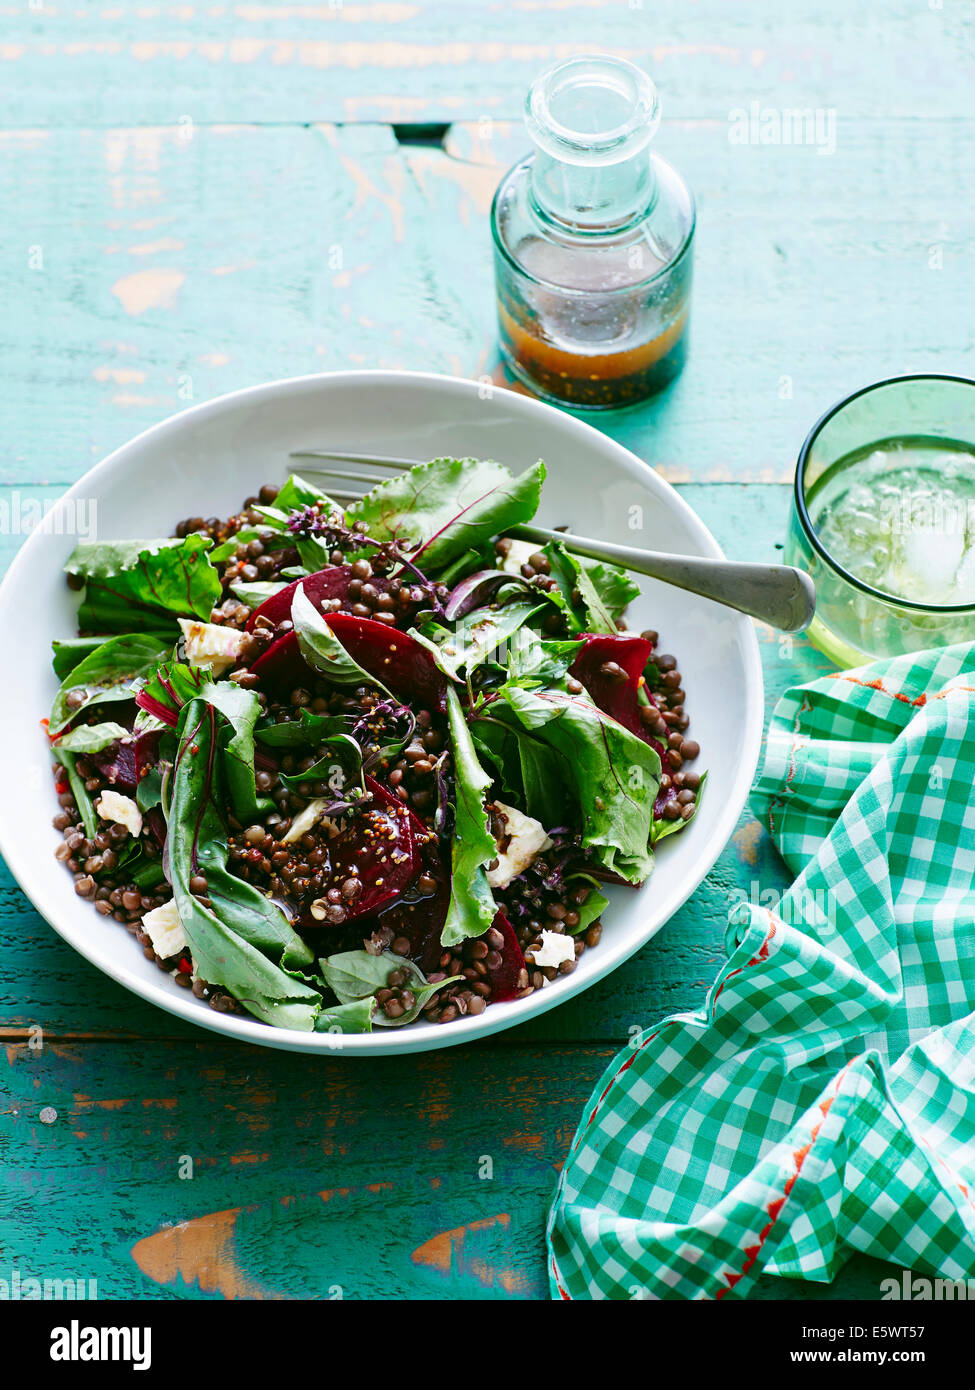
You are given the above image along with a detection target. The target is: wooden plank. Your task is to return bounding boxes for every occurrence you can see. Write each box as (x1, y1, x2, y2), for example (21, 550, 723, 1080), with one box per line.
(2, 120, 972, 495)
(1, 1, 972, 126)
(0, 1035, 897, 1300)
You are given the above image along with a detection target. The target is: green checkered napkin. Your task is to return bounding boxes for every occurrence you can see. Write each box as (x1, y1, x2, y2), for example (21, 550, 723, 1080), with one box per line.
(547, 642, 975, 1300)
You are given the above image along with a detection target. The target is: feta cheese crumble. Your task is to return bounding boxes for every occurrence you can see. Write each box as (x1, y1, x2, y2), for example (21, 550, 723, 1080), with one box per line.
(532, 929, 577, 971)
(141, 899, 187, 959)
(485, 802, 553, 890)
(177, 618, 246, 677)
(95, 789, 143, 838)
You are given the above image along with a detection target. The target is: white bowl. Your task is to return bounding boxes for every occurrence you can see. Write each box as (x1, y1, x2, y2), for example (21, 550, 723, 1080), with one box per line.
(0, 371, 762, 1055)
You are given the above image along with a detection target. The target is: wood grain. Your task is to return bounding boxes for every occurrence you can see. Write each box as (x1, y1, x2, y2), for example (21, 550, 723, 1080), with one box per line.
(1, 1036, 898, 1300)
(2, 119, 972, 498)
(1, 1, 961, 1299)
(1, 1, 972, 125)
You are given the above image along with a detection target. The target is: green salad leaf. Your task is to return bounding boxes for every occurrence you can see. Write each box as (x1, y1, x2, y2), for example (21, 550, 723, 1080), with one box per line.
(502, 633, 582, 690)
(470, 710, 569, 827)
(135, 766, 163, 813)
(272, 472, 338, 515)
(255, 709, 348, 748)
(313, 997, 376, 1034)
(168, 699, 322, 1029)
(201, 680, 265, 822)
(53, 720, 131, 755)
(318, 950, 463, 1028)
(499, 684, 661, 883)
(345, 457, 546, 573)
(66, 534, 222, 632)
(229, 579, 288, 610)
(542, 538, 618, 635)
(565, 882, 610, 934)
(50, 633, 172, 734)
(413, 598, 546, 681)
(139, 659, 212, 719)
(277, 736, 364, 797)
(56, 750, 97, 838)
(292, 587, 392, 699)
(52, 633, 172, 681)
(441, 687, 498, 947)
(251, 475, 339, 571)
(580, 557, 641, 622)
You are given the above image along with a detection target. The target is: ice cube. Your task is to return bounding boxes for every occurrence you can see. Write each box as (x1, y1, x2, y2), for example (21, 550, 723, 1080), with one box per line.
(896, 524, 964, 603)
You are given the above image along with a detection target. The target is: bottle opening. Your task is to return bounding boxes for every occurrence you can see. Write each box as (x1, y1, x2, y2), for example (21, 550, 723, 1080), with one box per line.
(527, 55, 659, 166)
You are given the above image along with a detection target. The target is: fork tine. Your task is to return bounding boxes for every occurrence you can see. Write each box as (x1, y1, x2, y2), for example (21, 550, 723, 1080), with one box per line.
(319, 488, 368, 501)
(289, 450, 417, 470)
(302, 467, 400, 487)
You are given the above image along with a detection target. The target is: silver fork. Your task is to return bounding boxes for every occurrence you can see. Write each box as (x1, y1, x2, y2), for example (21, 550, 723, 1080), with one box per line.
(289, 450, 816, 632)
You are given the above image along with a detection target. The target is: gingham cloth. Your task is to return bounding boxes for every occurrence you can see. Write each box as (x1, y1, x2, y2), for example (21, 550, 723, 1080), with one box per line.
(547, 642, 975, 1300)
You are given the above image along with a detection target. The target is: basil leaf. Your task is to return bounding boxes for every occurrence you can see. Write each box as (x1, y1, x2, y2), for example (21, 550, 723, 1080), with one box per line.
(249, 475, 339, 573)
(503, 634, 583, 689)
(500, 684, 661, 884)
(318, 950, 462, 1028)
(413, 599, 546, 681)
(54, 720, 131, 754)
(292, 587, 392, 698)
(229, 579, 288, 610)
(50, 634, 171, 734)
(565, 882, 609, 934)
(277, 736, 364, 796)
(67, 534, 222, 632)
(441, 687, 498, 948)
(345, 457, 546, 573)
(273, 473, 338, 515)
(168, 700, 321, 1029)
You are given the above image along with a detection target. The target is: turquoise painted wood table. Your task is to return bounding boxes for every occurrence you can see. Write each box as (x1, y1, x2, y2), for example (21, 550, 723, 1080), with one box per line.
(2, 1, 971, 1301)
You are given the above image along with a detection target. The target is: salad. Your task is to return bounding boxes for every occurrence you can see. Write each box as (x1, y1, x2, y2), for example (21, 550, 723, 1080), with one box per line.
(45, 458, 703, 1033)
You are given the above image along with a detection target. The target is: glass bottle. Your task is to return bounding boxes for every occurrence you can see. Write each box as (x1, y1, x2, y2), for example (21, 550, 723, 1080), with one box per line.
(491, 54, 695, 410)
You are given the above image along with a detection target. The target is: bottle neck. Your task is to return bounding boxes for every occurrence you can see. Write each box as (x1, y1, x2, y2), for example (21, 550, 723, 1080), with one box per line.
(530, 146, 656, 233)
(525, 54, 660, 235)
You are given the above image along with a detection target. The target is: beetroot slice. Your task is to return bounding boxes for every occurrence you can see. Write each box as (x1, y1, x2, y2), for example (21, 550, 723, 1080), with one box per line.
(485, 909, 526, 1003)
(249, 630, 307, 688)
(377, 816, 450, 973)
(569, 633, 653, 736)
(245, 565, 355, 632)
(252, 614, 447, 712)
(326, 615, 447, 714)
(569, 633, 678, 816)
(245, 564, 429, 634)
(89, 729, 159, 792)
(296, 774, 421, 928)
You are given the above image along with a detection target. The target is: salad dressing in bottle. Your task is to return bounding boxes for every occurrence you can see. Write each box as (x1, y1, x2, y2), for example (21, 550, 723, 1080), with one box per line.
(491, 55, 695, 409)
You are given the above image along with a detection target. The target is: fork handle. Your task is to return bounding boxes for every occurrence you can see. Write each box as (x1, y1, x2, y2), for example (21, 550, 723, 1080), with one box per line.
(509, 523, 816, 633)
